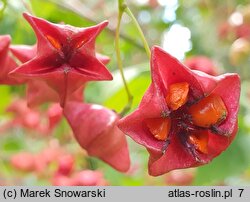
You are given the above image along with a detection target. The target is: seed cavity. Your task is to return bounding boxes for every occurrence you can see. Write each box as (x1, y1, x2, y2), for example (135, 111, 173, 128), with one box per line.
(46, 35, 62, 50)
(146, 82, 228, 161)
(145, 117, 171, 141)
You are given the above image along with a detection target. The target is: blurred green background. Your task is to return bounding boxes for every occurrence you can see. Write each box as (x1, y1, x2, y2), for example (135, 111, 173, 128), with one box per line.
(0, 0, 250, 185)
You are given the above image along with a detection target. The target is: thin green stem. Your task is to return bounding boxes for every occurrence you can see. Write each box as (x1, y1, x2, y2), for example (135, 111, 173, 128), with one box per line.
(124, 6, 151, 59)
(115, 0, 151, 115)
(87, 157, 97, 170)
(115, 9, 133, 116)
(118, 0, 125, 8)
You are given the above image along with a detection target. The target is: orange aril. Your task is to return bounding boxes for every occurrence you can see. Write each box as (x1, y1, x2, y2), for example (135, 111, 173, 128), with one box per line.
(75, 39, 86, 49)
(188, 132, 209, 154)
(46, 35, 62, 50)
(145, 118, 171, 141)
(166, 82, 189, 110)
(188, 94, 227, 128)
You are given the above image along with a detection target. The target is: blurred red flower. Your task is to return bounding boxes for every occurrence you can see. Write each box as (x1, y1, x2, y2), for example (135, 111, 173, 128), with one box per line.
(72, 170, 108, 186)
(52, 170, 108, 186)
(3, 99, 62, 135)
(11, 152, 36, 172)
(11, 140, 73, 175)
(55, 154, 75, 176)
(165, 169, 195, 186)
(184, 56, 218, 76)
(46, 103, 63, 132)
(6, 99, 41, 130)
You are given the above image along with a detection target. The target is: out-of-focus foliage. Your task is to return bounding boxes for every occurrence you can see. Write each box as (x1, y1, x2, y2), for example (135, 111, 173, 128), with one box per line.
(0, 0, 250, 185)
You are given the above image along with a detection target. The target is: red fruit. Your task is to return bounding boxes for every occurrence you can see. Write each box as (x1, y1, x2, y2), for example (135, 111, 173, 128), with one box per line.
(235, 24, 250, 39)
(6, 99, 41, 130)
(52, 175, 75, 186)
(9, 44, 60, 107)
(56, 154, 75, 176)
(11, 152, 35, 172)
(218, 21, 250, 41)
(184, 56, 218, 76)
(10, 13, 112, 107)
(26, 80, 61, 107)
(10, 43, 110, 107)
(10, 44, 111, 66)
(148, 0, 159, 8)
(33, 155, 48, 174)
(10, 44, 37, 62)
(34, 140, 64, 173)
(47, 103, 63, 131)
(165, 169, 194, 186)
(118, 46, 240, 176)
(0, 35, 25, 85)
(39, 140, 64, 164)
(72, 170, 107, 186)
(26, 79, 84, 107)
(218, 22, 234, 40)
(63, 102, 130, 172)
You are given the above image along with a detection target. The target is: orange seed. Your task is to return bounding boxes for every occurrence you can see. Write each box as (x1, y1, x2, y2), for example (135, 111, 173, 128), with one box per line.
(166, 82, 189, 110)
(75, 39, 86, 49)
(145, 118, 171, 141)
(46, 35, 62, 50)
(188, 94, 227, 128)
(188, 132, 209, 154)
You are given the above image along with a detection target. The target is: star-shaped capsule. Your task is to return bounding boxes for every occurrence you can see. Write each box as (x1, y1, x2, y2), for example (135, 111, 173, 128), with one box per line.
(118, 46, 240, 176)
(10, 44, 110, 107)
(10, 13, 112, 107)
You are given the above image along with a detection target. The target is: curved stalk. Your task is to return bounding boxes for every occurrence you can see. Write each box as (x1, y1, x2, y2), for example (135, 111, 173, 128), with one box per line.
(115, 9, 133, 116)
(124, 6, 151, 59)
(115, 0, 152, 115)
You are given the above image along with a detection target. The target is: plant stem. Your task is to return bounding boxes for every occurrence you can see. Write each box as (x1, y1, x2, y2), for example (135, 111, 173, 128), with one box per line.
(115, 9, 133, 116)
(115, 0, 151, 115)
(124, 6, 151, 59)
(87, 157, 97, 170)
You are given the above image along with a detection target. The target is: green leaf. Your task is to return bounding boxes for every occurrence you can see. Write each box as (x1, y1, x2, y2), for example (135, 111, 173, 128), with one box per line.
(1, 136, 24, 152)
(85, 63, 149, 105)
(30, 0, 94, 27)
(104, 71, 150, 112)
(0, 86, 11, 114)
